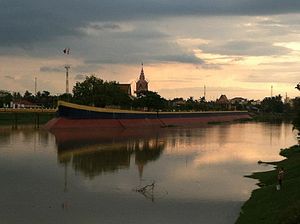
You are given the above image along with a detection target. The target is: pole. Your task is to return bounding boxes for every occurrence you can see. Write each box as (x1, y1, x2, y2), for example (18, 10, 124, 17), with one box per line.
(34, 77, 37, 96)
(65, 65, 70, 94)
(271, 85, 273, 97)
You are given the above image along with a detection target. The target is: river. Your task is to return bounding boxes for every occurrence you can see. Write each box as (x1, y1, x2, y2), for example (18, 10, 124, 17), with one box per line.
(0, 122, 297, 224)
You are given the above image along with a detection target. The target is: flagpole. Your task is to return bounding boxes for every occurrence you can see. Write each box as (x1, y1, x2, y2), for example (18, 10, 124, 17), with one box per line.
(63, 48, 71, 94)
(65, 65, 70, 94)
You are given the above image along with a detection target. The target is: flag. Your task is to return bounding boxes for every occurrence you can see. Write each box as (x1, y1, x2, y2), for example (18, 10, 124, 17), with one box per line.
(63, 48, 70, 55)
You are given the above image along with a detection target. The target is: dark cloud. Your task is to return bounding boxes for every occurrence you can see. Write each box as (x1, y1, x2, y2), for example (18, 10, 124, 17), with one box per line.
(76, 25, 204, 65)
(72, 64, 103, 73)
(152, 54, 204, 64)
(85, 53, 205, 65)
(89, 23, 121, 31)
(200, 40, 290, 56)
(74, 74, 86, 80)
(40, 64, 102, 74)
(40, 66, 64, 73)
(2, 0, 300, 47)
(4, 75, 15, 80)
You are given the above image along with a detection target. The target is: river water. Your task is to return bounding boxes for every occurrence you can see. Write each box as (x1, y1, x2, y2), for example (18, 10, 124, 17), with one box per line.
(0, 122, 297, 224)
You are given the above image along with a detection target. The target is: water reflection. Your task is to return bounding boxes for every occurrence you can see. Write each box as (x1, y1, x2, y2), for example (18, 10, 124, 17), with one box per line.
(0, 126, 54, 152)
(0, 123, 298, 224)
(52, 129, 165, 179)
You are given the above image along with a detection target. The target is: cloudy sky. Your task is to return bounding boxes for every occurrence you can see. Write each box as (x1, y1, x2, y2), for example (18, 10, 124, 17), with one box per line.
(1, 0, 300, 100)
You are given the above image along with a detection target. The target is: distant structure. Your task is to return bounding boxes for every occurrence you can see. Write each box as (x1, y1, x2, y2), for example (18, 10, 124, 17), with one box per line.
(216, 94, 230, 109)
(117, 84, 132, 96)
(271, 85, 273, 97)
(230, 97, 247, 105)
(284, 92, 291, 104)
(216, 94, 229, 104)
(63, 47, 71, 94)
(135, 63, 148, 96)
(11, 100, 41, 109)
(65, 65, 70, 94)
(34, 77, 37, 96)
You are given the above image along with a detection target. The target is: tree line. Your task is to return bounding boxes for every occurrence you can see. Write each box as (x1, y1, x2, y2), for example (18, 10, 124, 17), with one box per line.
(0, 75, 299, 114)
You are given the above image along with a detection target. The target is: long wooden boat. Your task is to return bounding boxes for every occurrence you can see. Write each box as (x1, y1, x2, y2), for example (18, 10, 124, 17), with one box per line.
(45, 101, 251, 130)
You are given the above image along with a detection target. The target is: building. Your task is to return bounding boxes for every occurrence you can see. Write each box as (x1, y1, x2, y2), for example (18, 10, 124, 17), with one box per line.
(117, 84, 132, 96)
(135, 64, 148, 96)
(216, 95, 229, 104)
(230, 97, 247, 105)
(171, 98, 186, 107)
(216, 94, 230, 110)
(11, 100, 41, 109)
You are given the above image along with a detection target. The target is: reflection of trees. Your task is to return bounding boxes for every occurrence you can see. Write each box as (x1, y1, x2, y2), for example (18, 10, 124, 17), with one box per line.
(0, 129, 11, 146)
(135, 140, 164, 164)
(134, 138, 165, 179)
(0, 127, 50, 148)
(56, 137, 165, 179)
(72, 149, 131, 178)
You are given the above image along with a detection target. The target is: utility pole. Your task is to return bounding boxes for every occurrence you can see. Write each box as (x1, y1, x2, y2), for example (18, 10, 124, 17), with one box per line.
(204, 85, 206, 100)
(63, 47, 71, 94)
(65, 65, 70, 94)
(34, 77, 37, 96)
(271, 85, 273, 97)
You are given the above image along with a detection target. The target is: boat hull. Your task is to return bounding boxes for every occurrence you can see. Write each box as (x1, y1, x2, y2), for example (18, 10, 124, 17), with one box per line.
(45, 101, 251, 130)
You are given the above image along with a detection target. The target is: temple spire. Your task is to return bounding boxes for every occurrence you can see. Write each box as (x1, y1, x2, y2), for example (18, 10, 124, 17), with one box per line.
(140, 62, 145, 80)
(135, 62, 149, 96)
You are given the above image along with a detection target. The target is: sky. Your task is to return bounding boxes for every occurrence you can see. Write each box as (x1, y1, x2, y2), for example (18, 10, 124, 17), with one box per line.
(1, 0, 300, 100)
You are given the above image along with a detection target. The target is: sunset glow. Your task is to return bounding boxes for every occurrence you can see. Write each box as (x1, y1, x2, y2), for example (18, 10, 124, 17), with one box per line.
(1, 1, 300, 100)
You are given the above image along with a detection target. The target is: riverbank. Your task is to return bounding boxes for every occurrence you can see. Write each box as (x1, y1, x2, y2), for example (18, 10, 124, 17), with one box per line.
(252, 112, 293, 123)
(236, 145, 300, 224)
(0, 112, 55, 125)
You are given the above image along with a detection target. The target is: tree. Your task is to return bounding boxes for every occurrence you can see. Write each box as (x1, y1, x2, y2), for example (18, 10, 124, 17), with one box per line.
(261, 95, 284, 113)
(72, 75, 131, 108)
(23, 90, 34, 102)
(0, 90, 12, 107)
(12, 92, 22, 101)
(291, 97, 300, 127)
(58, 93, 72, 103)
(133, 91, 167, 111)
(293, 85, 300, 129)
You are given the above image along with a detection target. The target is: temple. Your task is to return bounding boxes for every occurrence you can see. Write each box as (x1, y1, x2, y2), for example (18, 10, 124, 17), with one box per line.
(135, 63, 148, 96)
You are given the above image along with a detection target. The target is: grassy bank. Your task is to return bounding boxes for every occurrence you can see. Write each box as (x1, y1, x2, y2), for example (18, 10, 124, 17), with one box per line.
(0, 112, 55, 125)
(252, 113, 293, 123)
(236, 145, 300, 224)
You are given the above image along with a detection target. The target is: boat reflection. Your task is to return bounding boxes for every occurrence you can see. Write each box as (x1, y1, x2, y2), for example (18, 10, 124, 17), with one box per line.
(51, 128, 166, 179)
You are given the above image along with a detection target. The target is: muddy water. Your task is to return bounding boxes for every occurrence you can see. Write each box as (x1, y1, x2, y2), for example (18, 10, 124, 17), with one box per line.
(0, 122, 297, 224)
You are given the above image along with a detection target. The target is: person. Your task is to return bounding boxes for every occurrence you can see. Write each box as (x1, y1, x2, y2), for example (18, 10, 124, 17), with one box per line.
(277, 167, 284, 189)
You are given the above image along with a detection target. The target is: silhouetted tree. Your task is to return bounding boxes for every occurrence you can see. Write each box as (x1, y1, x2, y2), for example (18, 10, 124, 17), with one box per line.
(261, 95, 284, 113)
(23, 90, 34, 102)
(292, 85, 300, 129)
(72, 75, 131, 108)
(295, 83, 300, 91)
(133, 91, 167, 111)
(12, 92, 22, 101)
(0, 90, 12, 107)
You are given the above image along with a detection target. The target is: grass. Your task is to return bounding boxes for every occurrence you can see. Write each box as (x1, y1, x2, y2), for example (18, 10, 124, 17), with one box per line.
(236, 145, 300, 224)
(0, 112, 55, 125)
(252, 113, 293, 123)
